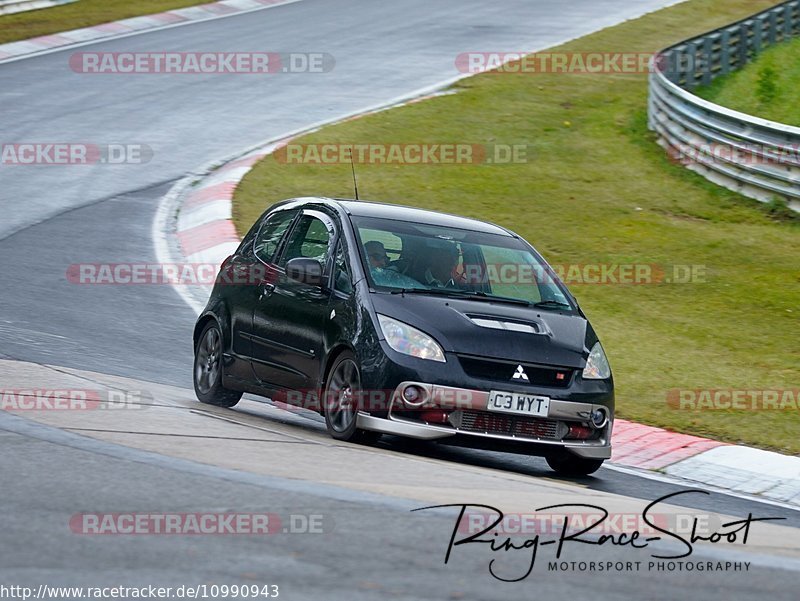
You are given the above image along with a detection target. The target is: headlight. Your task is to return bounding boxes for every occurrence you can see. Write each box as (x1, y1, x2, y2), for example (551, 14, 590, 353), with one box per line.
(377, 314, 446, 362)
(582, 342, 611, 379)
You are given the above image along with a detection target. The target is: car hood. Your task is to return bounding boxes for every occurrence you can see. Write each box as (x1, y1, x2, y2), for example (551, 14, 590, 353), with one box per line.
(370, 293, 590, 368)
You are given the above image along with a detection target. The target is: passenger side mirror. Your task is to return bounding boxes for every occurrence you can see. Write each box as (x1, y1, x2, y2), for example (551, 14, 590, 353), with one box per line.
(285, 257, 323, 287)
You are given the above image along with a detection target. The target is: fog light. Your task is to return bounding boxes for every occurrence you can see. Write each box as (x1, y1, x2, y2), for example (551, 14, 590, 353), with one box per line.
(590, 408, 608, 429)
(401, 385, 425, 407)
(566, 424, 593, 440)
(420, 409, 449, 424)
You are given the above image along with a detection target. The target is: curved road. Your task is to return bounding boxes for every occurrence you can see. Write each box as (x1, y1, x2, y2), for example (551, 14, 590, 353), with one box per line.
(1, 0, 798, 598)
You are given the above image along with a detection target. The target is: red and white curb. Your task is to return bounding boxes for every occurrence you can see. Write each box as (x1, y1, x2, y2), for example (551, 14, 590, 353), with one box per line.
(0, 0, 299, 63)
(611, 418, 725, 469)
(175, 148, 278, 266)
(0, 0, 77, 17)
(611, 425, 799, 505)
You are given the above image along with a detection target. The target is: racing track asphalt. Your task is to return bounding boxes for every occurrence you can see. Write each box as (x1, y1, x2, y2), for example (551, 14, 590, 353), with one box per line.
(1, 0, 798, 597)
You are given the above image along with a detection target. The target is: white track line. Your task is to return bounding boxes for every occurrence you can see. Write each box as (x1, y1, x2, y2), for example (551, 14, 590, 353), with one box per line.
(151, 171, 208, 314)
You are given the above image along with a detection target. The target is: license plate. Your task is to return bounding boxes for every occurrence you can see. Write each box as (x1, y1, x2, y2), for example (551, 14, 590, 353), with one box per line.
(487, 391, 550, 417)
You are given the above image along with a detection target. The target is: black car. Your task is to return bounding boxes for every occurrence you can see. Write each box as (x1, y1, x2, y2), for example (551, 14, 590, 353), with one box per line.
(193, 198, 614, 476)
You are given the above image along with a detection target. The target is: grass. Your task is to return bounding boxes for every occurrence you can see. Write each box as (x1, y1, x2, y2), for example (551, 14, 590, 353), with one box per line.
(696, 35, 800, 126)
(233, 0, 800, 455)
(0, 0, 211, 45)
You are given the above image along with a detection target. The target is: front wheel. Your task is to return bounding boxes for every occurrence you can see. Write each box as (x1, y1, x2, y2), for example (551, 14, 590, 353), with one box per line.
(546, 453, 604, 476)
(194, 321, 242, 408)
(323, 352, 380, 444)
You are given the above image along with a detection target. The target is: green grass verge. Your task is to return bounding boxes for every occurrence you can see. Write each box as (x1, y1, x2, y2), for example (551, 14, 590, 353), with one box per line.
(696, 35, 800, 126)
(233, 0, 800, 454)
(0, 0, 211, 45)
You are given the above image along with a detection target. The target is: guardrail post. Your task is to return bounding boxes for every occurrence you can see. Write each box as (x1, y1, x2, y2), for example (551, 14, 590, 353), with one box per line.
(766, 11, 778, 45)
(685, 42, 698, 90)
(727, 26, 741, 71)
(701, 37, 713, 86)
(794, 1, 800, 35)
(753, 18, 764, 54)
(738, 21, 750, 68)
(669, 46, 687, 86)
(783, 3, 794, 38)
(719, 32, 729, 75)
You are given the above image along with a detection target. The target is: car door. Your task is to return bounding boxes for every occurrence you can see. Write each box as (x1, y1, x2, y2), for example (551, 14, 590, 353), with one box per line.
(250, 209, 335, 392)
(225, 208, 298, 375)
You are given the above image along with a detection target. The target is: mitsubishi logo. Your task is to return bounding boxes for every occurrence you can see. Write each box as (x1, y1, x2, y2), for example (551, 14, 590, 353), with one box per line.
(512, 365, 529, 381)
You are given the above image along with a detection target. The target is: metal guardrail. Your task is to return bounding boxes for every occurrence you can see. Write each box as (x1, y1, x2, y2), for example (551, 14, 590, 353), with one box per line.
(649, 0, 800, 209)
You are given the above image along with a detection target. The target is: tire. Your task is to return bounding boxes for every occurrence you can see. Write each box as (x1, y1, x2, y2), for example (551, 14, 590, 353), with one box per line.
(546, 453, 604, 476)
(193, 321, 242, 408)
(323, 351, 381, 444)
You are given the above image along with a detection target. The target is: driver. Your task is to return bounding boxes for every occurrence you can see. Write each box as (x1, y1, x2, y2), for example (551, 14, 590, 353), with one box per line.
(364, 240, 422, 288)
(423, 243, 459, 287)
(364, 241, 390, 270)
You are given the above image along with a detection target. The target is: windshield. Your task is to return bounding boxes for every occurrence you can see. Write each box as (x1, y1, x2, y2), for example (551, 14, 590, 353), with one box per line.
(351, 215, 573, 309)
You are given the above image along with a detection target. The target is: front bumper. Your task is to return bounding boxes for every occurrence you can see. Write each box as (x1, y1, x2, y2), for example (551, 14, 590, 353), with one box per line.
(355, 381, 613, 460)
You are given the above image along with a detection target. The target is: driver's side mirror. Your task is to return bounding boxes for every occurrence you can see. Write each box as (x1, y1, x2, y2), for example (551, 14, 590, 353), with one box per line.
(285, 257, 323, 287)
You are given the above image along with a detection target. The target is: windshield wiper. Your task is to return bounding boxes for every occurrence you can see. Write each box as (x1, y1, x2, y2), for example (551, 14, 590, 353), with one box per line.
(389, 288, 531, 306)
(532, 299, 572, 310)
(389, 287, 465, 297)
(459, 290, 532, 306)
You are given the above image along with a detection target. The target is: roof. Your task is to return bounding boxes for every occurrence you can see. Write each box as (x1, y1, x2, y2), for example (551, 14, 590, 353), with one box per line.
(332, 199, 514, 236)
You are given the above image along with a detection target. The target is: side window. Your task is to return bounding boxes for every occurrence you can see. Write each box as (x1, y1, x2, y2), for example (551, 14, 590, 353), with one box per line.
(279, 215, 332, 268)
(333, 240, 353, 294)
(254, 209, 297, 264)
(237, 220, 261, 259)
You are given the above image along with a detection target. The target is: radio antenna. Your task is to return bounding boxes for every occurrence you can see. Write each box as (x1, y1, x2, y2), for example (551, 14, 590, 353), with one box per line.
(347, 145, 359, 200)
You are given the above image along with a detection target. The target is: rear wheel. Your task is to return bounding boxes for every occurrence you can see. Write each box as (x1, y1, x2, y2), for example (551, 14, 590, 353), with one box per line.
(194, 321, 242, 408)
(546, 453, 604, 476)
(323, 352, 381, 444)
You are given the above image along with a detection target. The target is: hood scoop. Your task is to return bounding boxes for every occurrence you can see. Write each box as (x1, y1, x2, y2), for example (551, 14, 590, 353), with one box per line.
(465, 313, 549, 336)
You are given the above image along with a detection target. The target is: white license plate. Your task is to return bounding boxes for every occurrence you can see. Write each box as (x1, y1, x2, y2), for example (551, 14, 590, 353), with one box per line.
(487, 391, 550, 417)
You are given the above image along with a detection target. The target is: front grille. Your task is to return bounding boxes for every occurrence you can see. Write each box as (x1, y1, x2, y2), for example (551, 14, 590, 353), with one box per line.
(458, 355, 573, 388)
(455, 409, 561, 440)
